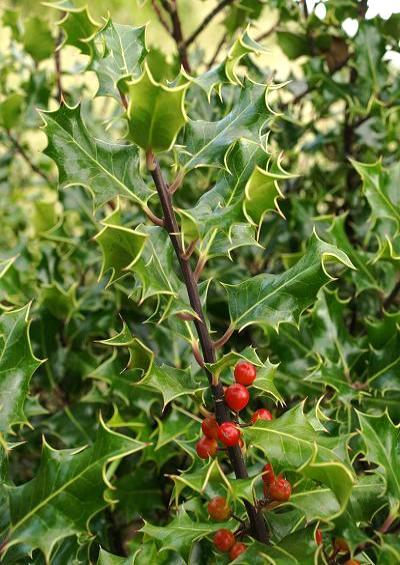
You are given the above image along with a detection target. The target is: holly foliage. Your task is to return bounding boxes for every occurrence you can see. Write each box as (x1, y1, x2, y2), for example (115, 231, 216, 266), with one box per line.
(0, 0, 400, 563)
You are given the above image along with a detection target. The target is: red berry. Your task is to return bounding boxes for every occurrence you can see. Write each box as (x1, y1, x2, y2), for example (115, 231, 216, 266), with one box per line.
(344, 561, 360, 565)
(229, 542, 247, 560)
(225, 384, 249, 412)
(234, 361, 256, 386)
(315, 528, 323, 545)
(262, 463, 275, 484)
(213, 529, 235, 552)
(196, 436, 218, 459)
(208, 496, 231, 521)
(202, 416, 219, 439)
(218, 422, 241, 446)
(334, 538, 349, 553)
(269, 475, 292, 502)
(251, 408, 273, 423)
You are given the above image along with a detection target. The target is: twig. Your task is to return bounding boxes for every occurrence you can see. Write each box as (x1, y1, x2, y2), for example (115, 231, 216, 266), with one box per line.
(255, 21, 279, 43)
(181, 239, 198, 260)
(146, 150, 268, 543)
(213, 324, 234, 349)
(160, 0, 191, 72)
(151, 0, 173, 35)
(206, 35, 227, 70)
(54, 28, 64, 102)
(378, 513, 396, 534)
(183, 0, 235, 49)
(143, 205, 165, 227)
(7, 131, 51, 184)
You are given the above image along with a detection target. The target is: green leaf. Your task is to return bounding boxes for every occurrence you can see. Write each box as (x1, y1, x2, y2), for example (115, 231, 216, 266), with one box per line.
(141, 508, 234, 560)
(357, 411, 400, 514)
(55, 4, 100, 55)
(224, 232, 354, 331)
(0, 304, 44, 434)
(23, 17, 54, 63)
(0, 94, 24, 130)
(277, 31, 311, 60)
(2, 416, 147, 561)
(126, 64, 188, 152)
(42, 103, 153, 209)
(39, 282, 78, 320)
(89, 18, 148, 98)
(352, 159, 400, 236)
(245, 403, 355, 518)
(94, 206, 148, 286)
(182, 79, 272, 171)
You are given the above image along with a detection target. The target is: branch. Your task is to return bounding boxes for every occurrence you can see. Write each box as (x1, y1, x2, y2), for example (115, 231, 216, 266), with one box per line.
(160, 0, 191, 72)
(7, 131, 51, 184)
(255, 20, 279, 43)
(151, 0, 173, 35)
(54, 29, 64, 103)
(206, 34, 227, 70)
(183, 0, 235, 49)
(146, 150, 268, 543)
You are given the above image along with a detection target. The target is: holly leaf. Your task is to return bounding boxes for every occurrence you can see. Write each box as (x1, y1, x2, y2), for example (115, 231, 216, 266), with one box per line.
(224, 232, 354, 332)
(23, 17, 53, 63)
(39, 282, 78, 320)
(182, 79, 272, 171)
(89, 19, 148, 99)
(41, 103, 153, 210)
(94, 206, 148, 286)
(245, 404, 355, 518)
(352, 159, 400, 236)
(0, 304, 44, 434)
(45, 2, 100, 55)
(126, 64, 188, 153)
(2, 416, 147, 561)
(357, 411, 400, 514)
(141, 508, 234, 560)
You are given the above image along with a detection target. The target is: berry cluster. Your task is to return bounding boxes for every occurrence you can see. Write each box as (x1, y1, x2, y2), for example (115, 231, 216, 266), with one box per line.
(196, 361, 272, 458)
(262, 463, 291, 502)
(207, 497, 246, 561)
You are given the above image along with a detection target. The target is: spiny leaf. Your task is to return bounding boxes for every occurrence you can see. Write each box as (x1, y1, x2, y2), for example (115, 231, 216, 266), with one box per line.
(357, 411, 400, 513)
(3, 416, 147, 561)
(41, 103, 153, 210)
(89, 18, 148, 99)
(224, 232, 354, 332)
(0, 304, 44, 434)
(352, 159, 400, 236)
(182, 79, 273, 172)
(45, 2, 100, 55)
(126, 63, 188, 152)
(39, 282, 78, 320)
(245, 403, 355, 518)
(94, 206, 147, 286)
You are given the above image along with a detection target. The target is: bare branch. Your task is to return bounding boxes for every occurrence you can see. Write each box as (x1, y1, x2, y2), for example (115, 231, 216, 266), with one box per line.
(183, 0, 235, 49)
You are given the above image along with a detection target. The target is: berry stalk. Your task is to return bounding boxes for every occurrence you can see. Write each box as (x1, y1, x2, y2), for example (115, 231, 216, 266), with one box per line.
(147, 152, 268, 544)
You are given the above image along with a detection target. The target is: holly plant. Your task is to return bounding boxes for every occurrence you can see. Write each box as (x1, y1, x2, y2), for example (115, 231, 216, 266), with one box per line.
(0, 0, 400, 563)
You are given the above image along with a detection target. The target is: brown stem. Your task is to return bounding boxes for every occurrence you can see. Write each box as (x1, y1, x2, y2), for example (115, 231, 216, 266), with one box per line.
(183, 0, 235, 49)
(147, 152, 268, 543)
(213, 324, 234, 349)
(206, 35, 227, 70)
(151, 0, 173, 35)
(143, 205, 165, 227)
(7, 131, 51, 184)
(181, 239, 198, 260)
(160, 0, 191, 72)
(255, 20, 279, 43)
(379, 512, 396, 534)
(54, 28, 64, 102)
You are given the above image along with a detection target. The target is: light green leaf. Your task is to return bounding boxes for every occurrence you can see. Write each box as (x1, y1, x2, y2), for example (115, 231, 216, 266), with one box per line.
(224, 232, 354, 331)
(42, 103, 153, 209)
(39, 282, 78, 320)
(126, 64, 188, 152)
(0, 304, 44, 434)
(45, 2, 100, 55)
(23, 17, 53, 63)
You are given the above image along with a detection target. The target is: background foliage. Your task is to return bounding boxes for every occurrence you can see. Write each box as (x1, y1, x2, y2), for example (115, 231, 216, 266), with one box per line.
(0, 0, 400, 563)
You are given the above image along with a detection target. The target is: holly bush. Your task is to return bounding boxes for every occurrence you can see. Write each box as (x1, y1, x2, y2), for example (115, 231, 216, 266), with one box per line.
(0, 0, 399, 563)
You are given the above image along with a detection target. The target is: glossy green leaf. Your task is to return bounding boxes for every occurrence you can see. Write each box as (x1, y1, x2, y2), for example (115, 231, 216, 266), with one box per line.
(126, 64, 188, 152)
